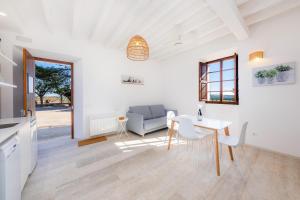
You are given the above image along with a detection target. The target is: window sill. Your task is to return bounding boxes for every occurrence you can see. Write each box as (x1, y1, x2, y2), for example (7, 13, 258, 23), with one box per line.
(205, 101, 239, 105)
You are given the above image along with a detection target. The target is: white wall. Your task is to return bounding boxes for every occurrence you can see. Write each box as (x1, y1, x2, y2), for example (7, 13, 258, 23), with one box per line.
(161, 7, 300, 157)
(0, 31, 164, 139)
(0, 33, 14, 118)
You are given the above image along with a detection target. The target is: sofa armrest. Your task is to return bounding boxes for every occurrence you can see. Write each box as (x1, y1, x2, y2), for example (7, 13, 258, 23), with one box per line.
(126, 112, 144, 134)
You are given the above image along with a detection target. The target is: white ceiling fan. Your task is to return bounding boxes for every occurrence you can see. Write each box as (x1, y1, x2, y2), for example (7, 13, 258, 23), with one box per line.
(174, 34, 183, 46)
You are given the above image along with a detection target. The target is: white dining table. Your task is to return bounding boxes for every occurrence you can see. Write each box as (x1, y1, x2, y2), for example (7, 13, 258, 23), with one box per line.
(167, 115, 233, 176)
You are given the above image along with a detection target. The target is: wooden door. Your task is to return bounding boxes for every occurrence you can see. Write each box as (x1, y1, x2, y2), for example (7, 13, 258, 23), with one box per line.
(23, 49, 36, 117)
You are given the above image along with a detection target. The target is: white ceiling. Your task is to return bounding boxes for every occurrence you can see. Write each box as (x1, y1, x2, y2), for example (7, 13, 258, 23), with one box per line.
(0, 0, 299, 60)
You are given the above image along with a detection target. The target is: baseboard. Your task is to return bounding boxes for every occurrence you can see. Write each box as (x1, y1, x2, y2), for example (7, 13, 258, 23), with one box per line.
(78, 135, 107, 147)
(245, 144, 300, 160)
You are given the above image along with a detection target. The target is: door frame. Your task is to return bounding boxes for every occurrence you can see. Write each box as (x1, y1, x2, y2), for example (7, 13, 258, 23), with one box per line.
(33, 56, 75, 139)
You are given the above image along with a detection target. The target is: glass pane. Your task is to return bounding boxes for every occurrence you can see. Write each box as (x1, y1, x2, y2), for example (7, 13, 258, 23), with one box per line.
(223, 58, 234, 70)
(208, 92, 220, 101)
(223, 69, 235, 80)
(208, 72, 220, 82)
(207, 82, 220, 91)
(223, 91, 235, 102)
(208, 62, 220, 72)
(223, 81, 235, 91)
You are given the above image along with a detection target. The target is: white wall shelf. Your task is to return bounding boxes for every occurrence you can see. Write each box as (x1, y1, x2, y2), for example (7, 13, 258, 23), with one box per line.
(0, 81, 17, 88)
(0, 51, 17, 66)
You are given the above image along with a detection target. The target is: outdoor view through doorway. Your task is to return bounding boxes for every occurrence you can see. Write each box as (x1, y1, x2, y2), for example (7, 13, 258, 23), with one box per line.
(34, 59, 73, 140)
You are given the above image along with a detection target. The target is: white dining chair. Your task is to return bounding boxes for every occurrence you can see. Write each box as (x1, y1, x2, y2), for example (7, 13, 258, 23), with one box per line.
(218, 122, 248, 148)
(218, 122, 248, 162)
(165, 111, 179, 143)
(177, 117, 208, 148)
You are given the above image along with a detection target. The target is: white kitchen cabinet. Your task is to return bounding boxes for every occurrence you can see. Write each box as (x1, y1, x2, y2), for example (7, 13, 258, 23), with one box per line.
(18, 121, 31, 190)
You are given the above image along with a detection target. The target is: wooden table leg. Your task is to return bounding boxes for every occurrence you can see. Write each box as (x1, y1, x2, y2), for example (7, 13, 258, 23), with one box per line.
(224, 127, 234, 161)
(167, 120, 175, 150)
(214, 130, 220, 176)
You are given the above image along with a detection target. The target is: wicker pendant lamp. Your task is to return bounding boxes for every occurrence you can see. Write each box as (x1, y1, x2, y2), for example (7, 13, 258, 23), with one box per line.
(127, 35, 149, 61)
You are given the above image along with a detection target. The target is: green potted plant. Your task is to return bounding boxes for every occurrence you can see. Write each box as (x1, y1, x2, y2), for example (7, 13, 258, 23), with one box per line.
(275, 65, 292, 82)
(265, 69, 277, 84)
(255, 70, 267, 84)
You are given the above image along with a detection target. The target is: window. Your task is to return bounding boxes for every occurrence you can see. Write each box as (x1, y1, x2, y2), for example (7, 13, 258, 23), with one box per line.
(199, 54, 239, 105)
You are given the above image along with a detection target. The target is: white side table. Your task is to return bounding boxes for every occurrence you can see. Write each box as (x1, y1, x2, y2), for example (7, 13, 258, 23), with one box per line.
(118, 118, 128, 138)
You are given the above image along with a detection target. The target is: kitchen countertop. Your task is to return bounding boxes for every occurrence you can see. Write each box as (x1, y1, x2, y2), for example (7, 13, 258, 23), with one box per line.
(0, 117, 32, 145)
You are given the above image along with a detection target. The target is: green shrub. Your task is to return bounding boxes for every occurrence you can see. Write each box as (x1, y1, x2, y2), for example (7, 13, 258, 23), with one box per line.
(255, 70, 267, 78)
(275, 65, 292, 72)
(265, 69, 277, 78)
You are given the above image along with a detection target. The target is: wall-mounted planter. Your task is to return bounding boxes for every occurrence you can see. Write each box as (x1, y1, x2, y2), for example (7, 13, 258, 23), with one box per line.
(253, 62, 295, 87)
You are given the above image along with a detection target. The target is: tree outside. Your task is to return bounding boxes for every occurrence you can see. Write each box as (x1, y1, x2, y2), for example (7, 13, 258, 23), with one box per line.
(35, 61, 71, 106)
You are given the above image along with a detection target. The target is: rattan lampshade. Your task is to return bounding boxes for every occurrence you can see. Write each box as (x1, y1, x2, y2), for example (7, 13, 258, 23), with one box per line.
(127, 35, 149, 61)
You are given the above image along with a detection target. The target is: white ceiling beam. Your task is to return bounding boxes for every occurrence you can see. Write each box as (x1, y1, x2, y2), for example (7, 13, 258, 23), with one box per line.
(239, 0, 283, 17)
(89, 0, 116, 41)
(139, 0, 194, 39)
(104, 0, 152, 47)
(2, 2, 26, 34)
(206, 0, 249, 40)
(152, 26, 228, 59)
(99, 1, 138, 45)
(245, 0, 300, 25)
(154, 28, 231, 61)
(10, 0, 51, 34)
(71, 0, 103, 39)
(112, 0, 164, 49)
(144, 0, 208, 44)
(116, 0, 183, 49)
(151, 18, 224, 53)
(236, 0, 250, 6)
(150, 11, 219, 50)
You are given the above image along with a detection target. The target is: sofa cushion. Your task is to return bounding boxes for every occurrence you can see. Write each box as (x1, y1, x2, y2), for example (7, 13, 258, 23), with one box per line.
(143, 117, 167, 131)
(129, 106, 152, 120)
(149, 105, 166, 118)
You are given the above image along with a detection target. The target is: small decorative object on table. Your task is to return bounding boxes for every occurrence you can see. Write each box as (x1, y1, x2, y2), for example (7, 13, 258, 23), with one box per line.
(118, 116, 128, 138)
(197, 104, 203, 121)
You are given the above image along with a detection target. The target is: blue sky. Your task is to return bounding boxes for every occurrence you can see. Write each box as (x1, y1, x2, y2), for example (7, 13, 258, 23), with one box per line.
(35, 61, 71, 69)
(207, 59, 235, 96)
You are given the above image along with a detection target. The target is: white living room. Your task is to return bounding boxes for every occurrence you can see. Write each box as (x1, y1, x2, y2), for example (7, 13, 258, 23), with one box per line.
(0, 0, 299, 200)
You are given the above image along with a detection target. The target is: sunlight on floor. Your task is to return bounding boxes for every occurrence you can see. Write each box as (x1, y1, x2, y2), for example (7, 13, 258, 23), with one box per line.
(114, 136, 186, 152)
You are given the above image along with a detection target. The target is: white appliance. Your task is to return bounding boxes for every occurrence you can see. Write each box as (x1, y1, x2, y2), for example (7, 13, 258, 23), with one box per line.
(0, 135, 21, 200)
(30, 118, 37, 173)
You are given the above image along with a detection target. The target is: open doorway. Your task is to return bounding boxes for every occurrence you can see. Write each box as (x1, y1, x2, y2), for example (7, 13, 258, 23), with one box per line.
(32, 57, 74, 140)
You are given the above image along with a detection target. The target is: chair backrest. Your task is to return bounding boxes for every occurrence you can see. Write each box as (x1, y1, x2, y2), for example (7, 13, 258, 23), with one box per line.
(178, 117, 198, 139)
(237, 121, 248, 146)
(167, 111, 176, 128)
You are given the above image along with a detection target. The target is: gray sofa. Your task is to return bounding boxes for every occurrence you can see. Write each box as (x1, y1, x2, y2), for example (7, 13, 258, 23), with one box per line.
(126, 105, 177, 136)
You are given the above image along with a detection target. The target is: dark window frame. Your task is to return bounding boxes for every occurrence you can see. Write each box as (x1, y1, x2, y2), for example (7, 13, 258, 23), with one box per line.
(199, 53, 239, 105)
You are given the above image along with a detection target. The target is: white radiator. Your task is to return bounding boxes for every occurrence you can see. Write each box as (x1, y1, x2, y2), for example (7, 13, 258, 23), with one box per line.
(89, 113, 118, 137)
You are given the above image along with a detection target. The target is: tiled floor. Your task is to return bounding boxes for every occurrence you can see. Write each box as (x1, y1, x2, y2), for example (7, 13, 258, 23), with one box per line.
(22, 130, 300, 200)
